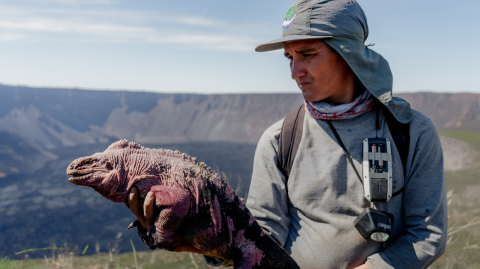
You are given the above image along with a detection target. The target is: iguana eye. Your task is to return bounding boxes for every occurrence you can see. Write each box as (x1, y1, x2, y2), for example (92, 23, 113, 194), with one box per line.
(83, 159, 92, 165)
(105, 162, 113, 170)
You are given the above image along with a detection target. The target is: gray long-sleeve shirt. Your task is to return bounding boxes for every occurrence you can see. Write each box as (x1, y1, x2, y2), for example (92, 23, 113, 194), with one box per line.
(245, 107, 447, 269)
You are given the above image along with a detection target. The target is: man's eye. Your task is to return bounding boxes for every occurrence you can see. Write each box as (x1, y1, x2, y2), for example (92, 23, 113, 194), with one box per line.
(304, 54, 314, 57)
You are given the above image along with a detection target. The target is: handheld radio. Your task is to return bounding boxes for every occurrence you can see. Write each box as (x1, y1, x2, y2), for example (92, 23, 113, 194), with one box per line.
(362, 138, 393, 203)
(354, 138, 395, 243)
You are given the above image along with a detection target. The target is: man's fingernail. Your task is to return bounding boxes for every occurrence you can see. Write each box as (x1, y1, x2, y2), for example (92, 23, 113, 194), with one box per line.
(147, 192, 153, 198)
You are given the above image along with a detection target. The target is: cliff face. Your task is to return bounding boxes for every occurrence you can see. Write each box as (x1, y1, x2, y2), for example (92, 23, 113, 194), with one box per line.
(2, 85, 479, 154)
(0, 85, 478, 258)
(100, 93, 305, 144)
(1, 85, 479, 177)
(396, 92, 480, 131)
(0, 85, 304, 151)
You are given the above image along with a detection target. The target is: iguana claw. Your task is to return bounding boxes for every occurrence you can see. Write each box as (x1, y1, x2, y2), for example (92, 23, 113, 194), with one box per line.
(127, 219, 141, 230)
(146, 224, 156, 237)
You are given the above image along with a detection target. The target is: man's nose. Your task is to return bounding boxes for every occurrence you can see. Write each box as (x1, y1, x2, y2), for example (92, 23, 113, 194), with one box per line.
(290, 59, 307, 80)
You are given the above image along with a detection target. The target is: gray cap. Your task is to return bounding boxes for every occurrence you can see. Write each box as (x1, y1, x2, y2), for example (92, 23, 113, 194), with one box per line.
(256, 0, 413, 123)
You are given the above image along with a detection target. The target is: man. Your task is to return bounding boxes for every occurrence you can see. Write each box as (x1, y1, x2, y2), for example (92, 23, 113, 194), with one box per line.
(126, 0, 448, 268)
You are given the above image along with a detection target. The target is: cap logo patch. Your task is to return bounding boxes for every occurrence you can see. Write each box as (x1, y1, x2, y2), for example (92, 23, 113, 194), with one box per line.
(283, 6, 296, 29)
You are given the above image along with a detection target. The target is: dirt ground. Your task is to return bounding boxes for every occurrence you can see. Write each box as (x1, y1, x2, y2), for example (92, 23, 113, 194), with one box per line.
(440, 136, 477, 171)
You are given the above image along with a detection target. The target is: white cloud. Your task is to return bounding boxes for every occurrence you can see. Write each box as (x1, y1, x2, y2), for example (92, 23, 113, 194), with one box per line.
(0, 18, 151, 34)
(0, 33, 25, 41)
(143, 33, 257, 52)
(36, 0, 115, 5)
(0, 4, 262, 51)
(0, 6, 220, 27)
(173, 16, 217, 27)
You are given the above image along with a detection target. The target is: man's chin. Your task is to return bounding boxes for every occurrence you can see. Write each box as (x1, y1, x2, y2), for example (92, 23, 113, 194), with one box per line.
(301, 91, 324, 103)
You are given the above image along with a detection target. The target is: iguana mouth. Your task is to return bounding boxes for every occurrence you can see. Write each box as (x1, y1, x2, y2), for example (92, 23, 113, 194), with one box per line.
(67, 170, 94, 183)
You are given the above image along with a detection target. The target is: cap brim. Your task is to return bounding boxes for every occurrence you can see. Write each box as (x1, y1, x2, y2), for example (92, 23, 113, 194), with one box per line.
(255, 35, 333, 52)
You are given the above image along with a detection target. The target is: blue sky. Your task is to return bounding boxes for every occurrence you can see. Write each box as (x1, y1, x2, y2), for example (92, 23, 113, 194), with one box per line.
(0, 0, 478, 94)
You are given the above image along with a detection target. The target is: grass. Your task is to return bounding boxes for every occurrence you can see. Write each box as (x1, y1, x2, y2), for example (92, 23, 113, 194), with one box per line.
(0, 257, 20, 269)
(429, 130, 480, 268)
(438, 130, 480, 149)
(3, 130, 480, 268)
(3, 247, 216, 269)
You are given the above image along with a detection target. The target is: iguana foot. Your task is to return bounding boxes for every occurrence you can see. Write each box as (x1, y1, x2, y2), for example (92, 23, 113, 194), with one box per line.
(155, 237, 179, 252)
(146, 224, 155, 237)
(128, 219, 157, 250)
(139, 227, 157, 250)
(150, 227, 179, 252)
(127, 219, 140, 230)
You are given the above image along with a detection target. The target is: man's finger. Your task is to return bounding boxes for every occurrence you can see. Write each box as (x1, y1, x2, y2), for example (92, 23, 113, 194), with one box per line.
(128, 187, 146, 224)
(144, 192, 156, 228)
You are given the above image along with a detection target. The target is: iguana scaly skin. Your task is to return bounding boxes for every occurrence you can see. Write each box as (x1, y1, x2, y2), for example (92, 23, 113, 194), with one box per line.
(66, 140, 299, 269)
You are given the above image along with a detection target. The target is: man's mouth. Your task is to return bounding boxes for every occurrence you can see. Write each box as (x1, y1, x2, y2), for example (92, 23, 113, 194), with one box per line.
(298, 81, 312, 88)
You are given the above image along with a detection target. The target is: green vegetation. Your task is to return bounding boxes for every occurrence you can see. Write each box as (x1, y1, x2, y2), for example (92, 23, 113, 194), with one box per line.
(439, 130, 480, 149)
(9, 248, 215, 269)
(4, 131, 480, 268)
(430, 167, 480, 268)
(430, 131, 480, 268)
(0, 257, 19, 269)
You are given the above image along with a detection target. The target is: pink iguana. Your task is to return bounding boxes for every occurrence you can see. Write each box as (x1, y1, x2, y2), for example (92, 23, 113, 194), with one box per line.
(66, 140, 299, 269)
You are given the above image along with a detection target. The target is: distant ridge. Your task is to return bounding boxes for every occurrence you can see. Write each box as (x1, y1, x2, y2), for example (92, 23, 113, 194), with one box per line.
(0, 84, 303, 149)
(396, 92, 480, 131)
(0, 85, 479, 154)
(1, 84, 478, 258)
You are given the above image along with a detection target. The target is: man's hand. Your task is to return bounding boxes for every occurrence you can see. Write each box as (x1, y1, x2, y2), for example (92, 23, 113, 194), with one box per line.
(125, 187, 212, 256)
(124, 186, 156, 230)
(354, 264, 369, 269)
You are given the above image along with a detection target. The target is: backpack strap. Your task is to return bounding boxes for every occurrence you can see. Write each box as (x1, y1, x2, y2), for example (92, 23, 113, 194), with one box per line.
(379, 104, 410, 197)
(379, 104, 410, 179)
(277, 103, 411, 191)
(278, 104, 305, 179)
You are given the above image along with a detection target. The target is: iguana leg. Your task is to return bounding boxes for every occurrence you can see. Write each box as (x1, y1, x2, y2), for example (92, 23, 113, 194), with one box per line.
(149, 185, 191, 251)
(128, 219, 157, 250)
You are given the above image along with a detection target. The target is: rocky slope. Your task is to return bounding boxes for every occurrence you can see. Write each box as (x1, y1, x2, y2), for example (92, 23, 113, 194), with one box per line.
(2, 86, 479, 151)
(396, 92, 480, 131)
(0, 84, 479, 258)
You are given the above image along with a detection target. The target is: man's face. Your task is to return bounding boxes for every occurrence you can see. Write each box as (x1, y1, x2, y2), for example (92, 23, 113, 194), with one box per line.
(284, 39, 355, 104)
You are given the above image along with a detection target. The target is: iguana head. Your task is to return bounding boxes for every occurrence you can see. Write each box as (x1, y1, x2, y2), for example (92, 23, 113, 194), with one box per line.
(67, 140, 146, 203)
